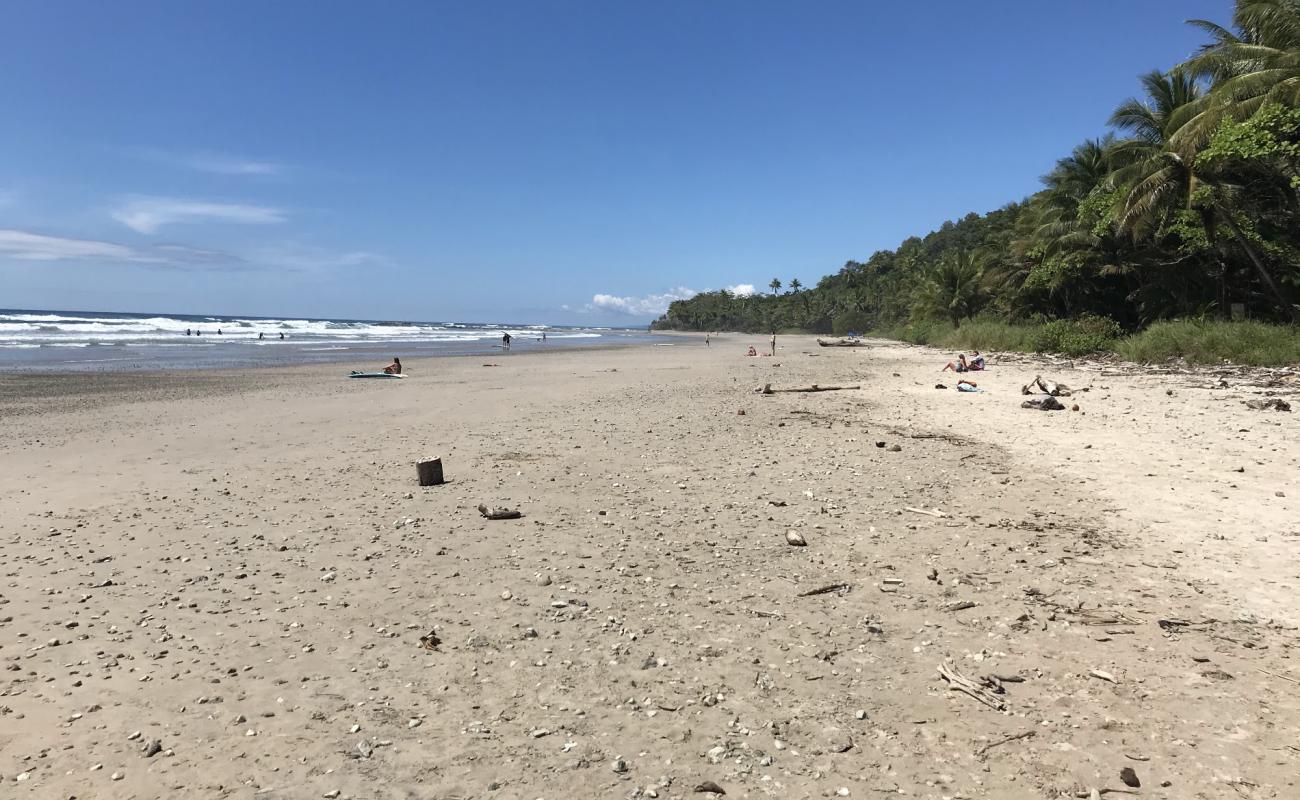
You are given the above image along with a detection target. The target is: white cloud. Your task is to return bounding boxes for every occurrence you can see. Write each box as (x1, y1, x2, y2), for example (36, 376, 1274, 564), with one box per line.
(0, 228, 232, 265)
(133, 148, 283, 176)
(727, 283, 757, 296)
(183, 153, 282, 175)
(112, 195, 286, 234)
(589, 286, 697, 316)
(247, 243, 387, 270)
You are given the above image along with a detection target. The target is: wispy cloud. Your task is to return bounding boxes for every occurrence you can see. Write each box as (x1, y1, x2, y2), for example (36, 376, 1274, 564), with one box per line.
(133, 148, 284, 176)
(112, 195, 286, 234)
(248, 243, 388, 271)
(589, 287, 697, 316)
(0, 228, 235, 266)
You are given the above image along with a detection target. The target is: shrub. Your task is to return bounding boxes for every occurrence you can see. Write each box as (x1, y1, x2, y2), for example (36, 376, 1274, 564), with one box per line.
(1116, 319, 1300, 365)
(1034, 315, 1122, 356)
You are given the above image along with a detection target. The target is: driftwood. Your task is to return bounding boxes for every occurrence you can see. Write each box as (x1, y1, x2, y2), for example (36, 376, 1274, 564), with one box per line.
(816, 338, 866, 347)
(477, 504, 521, 520)
(1021, 375, 1072, 397)
(975, 730, 1035, 756)
(904, 506, 948, 518)
(938, 661, 1007, 711)
(797, 582, 852, 597)
(760, 383, 860, 394)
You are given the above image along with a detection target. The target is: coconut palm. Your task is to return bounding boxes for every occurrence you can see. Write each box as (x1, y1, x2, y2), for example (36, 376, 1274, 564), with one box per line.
(789, 278, 803, 292)
(1175, 0, 1300, 150)
(912, 249, 986, 327)
(769, 278, 782, 295)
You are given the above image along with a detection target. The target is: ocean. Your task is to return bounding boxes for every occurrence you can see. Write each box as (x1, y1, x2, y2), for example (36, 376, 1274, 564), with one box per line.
(0, 308, 666, 372)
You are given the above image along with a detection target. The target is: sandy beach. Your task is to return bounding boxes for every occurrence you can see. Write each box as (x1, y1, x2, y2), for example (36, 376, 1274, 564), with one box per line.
(1, 336, 1297, 800)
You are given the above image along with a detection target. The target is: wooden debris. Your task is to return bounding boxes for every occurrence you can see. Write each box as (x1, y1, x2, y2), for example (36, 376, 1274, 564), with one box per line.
(760, 383, 861, 394)
(941, 600, 977, 612)
(974, 729, 1035, 756)
(477, 504, 522, 520)
(797, 583, 851, 598)
(938, 661, 1007, 711)
(904, 506, 948, 518)
(1089, 669, 1119, 684)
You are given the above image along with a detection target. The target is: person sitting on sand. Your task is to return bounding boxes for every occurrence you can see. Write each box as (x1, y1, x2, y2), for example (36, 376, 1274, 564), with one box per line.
(942, 354, 969, 372)
(746, 346, 758, 357)
(383, 357, 402, 375)
(968, 351, 986, 370)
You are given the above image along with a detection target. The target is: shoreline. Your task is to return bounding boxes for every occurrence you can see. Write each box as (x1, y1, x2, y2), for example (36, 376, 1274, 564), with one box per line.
(2, 334, 1295, 798)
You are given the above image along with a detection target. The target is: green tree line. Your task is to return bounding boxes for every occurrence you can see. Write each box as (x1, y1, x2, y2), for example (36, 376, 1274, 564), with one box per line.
(653, 0, 1300, 337)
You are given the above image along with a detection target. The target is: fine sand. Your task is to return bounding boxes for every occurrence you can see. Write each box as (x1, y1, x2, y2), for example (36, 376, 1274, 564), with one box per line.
(1, 336, 1297, 800)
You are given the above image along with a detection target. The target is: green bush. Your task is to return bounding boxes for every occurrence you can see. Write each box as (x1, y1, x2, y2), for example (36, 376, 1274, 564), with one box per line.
(931, 317, 1041, 352)
(1116, 319, 1300, 365)
(1034, 315, 1122, 356)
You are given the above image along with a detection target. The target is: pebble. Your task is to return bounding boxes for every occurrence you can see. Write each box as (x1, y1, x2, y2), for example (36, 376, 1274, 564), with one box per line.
(854, 710, 867, 720)
(611, 758, 629, 773)
(111, 771, 124, 781)
(500, 590, 513, 601)
(408, 718, 421, 728)
(320, 572, 337, 583)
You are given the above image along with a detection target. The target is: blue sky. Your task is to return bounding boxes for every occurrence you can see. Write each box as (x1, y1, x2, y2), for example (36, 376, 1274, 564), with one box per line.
(1, 0, 1231, 324)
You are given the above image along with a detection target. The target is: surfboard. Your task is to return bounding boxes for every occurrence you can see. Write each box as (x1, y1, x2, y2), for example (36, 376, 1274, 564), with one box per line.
(348, 371, 406, 379)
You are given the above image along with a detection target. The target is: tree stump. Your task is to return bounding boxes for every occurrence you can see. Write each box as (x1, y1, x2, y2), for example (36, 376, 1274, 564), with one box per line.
(416, 458, 444, 486)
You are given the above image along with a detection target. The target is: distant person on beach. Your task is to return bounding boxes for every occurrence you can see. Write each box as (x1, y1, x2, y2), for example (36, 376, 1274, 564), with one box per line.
(383, 357, 402, 375)
(770, 332, 777, 356)
(542, 331, 547, 342)
(195, 329, 201, 336)
(706, 333, 710, 347)
(279, 332, 285, 340)
(185, 328, 191, 336)
(258, 332, 264, 340)
(969, 351, 986, 370)
(746, 345, 757, 357)
(502, 332, 512, 348)
(217, 329, 223, 335)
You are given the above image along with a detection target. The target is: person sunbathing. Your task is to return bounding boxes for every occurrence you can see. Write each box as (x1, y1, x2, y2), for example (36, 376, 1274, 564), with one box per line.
(942, 354, 969, 372)
(383, 357, 402, 374)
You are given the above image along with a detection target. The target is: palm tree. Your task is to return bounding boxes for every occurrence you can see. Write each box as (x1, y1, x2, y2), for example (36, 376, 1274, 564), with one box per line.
(1110, 68, 1295, 319)
(789, 278, 803, 292)
(1176, 0, 1300, 151)
(912, 249, 986, 327)
(769, 278, 782, 295)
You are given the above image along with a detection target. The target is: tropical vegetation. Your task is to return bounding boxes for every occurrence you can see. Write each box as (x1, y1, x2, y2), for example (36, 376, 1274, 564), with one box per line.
(652, 0, 1300, 363)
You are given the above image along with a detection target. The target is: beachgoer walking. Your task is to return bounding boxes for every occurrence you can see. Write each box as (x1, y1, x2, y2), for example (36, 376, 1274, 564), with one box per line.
(542, 331, 547, 342)
(706, 333, 710, 347)
(383, 357, 402, 375)
(502, 332, 512, 348)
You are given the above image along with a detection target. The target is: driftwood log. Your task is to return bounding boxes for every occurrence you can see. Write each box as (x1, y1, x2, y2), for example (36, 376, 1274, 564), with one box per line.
(760, 383, 860, 395)
(816, 338, 867, 347)
(416, 458, 445, 486)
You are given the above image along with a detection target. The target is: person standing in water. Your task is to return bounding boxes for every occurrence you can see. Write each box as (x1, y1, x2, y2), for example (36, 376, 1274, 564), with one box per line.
(502, 332, 512, 349)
